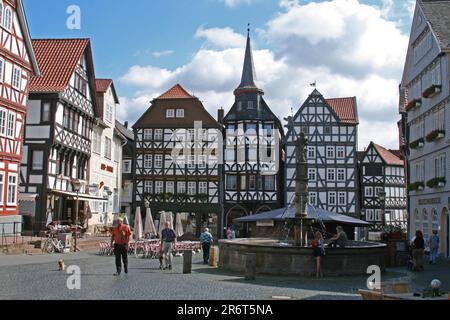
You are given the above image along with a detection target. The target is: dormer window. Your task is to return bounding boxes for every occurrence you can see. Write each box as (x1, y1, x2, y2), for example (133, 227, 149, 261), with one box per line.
(176, 109, 184, 118)
(3, 7, 12, 31)
(166, 109, 175, 118)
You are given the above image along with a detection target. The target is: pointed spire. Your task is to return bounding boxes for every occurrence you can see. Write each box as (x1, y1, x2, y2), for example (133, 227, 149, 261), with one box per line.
(237, 24, 258, 90)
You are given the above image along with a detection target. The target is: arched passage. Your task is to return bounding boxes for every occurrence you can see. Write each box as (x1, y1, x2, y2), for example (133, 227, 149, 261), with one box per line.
(225, 205, 248, 239)
(440, 208, 449, 257)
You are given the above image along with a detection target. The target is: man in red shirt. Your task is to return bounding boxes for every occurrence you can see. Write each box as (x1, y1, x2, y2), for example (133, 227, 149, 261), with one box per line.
(111, 217, 131, 276)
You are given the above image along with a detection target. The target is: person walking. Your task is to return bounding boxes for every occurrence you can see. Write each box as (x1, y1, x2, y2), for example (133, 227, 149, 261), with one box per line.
(200, 228, 214, 264)
(412, 230, 425, 271)
(428, 230, 440, 265)
(111, 217, 131, 276)
(160, 221, 177, 270)
(312, 231, 325, 278)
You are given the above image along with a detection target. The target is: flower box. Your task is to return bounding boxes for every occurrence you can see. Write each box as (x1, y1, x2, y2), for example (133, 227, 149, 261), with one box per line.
(427, 177, 446, 189)
(409, 138, 425, 149)
(422, 85, 442, 98)
(426, 130, 445, 142)
(408, 181, 425, 192)
(405, 99, 422, 112)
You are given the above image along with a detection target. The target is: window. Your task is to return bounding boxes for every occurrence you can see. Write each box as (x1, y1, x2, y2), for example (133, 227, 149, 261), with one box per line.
(74, 73, 87, 96)
(431, 63, 441, 86)
(309, 192, 317, 206)
(248, 101, 254, 109)
(432, 209, 439, 233)
(225, 149, 235, 162)
(187, 182, 196, 195)
(0, 173, 3, 204)
(0, 3, 3, 26)
(327, 169, 336, 181)
(366, 209, 374, 222)
(123, 160, 131, 173)
(338, 192, 346, 205)
(337, 169, 345, 182)
(263, 124, 273, 137)
(188, 155, 195, 169)
(104, 137, 112, 159)
(166, 109, 175, 118)
(32, 150, 44, 170)
(308, 169, 316, 182)
(92, 131, 101, 154)
(166, 181, 174, 194)
(237, 147, 245, 162)
(12, 67, 21, 90)
(199, 182, 207, 194)
(7, 174, 17, 205)
(375, 187, 383, 197)
(42, 102, 51, 122)
(326, 146, 335, 158)
(324, 126, 332, 134)
(106, 105, 113, 123)
(144, 155, 152, 168)
(307, 147, 316, 159)
(375, 210, 382, 222)
(154, 155, 163, 168)
(0, 108, 6, 135)
(337, 147, 345, 159)
(264, 176, 275, 191)
(144, 181, 153, 194)
(0, 58, 4, 83)
(154, 129, 163, 140)
(199, 155, 206, 169)
(226, 175, 237, 190)
(246, 124, 257, 134)
(365, 187, 373, 197)
(248, 148, 257, 161)
(433, 108, 445, 131)
(144, 129, 152, 140)
(177, 182, 186, 194)
(155, 181, 164, 194)
(328, 192, 336, 205)
(6, 111, 15, 138)
(240, 176, 246, 190)
(249, 175, 256, 190)
(3, 7, 12, 31)
(176, 109, 184, 118)
(434, 154, 446, 178)
(227, 125, 236, 136)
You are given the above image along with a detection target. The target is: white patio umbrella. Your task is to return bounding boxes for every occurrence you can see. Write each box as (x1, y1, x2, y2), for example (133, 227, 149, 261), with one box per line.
(167, 212, 174, 230)
(144, 208, 157, 237)
(175, 213, 184, 237)
(134, 207, 143, 241)
(159, 211, 167, 238)
(46, 210, 53, 227)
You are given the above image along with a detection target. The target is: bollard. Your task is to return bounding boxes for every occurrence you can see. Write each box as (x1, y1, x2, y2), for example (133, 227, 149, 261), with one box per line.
(209, 246, 219, 267)
(183, 250, 193, 274)
(245, 253, 256, 280)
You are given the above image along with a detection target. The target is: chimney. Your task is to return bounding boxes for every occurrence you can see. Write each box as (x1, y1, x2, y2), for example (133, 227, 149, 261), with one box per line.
(124, 121, 129, 129)
(218, 108, 224, 124)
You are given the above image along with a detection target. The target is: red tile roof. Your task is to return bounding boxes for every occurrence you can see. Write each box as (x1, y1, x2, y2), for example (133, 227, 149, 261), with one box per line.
(30, 39, 90, 92)
(157, 84, 194, 99)
(95, 79, 112, 93)
(326, 97, 358, 124)
(373, 143, 404, 166)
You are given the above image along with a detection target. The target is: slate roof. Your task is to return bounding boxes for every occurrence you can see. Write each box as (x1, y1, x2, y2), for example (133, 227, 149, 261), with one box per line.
(420, 0, 450, 49)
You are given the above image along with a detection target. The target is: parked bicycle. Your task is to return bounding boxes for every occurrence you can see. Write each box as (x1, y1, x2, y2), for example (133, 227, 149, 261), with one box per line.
(42, 233, 65, 254)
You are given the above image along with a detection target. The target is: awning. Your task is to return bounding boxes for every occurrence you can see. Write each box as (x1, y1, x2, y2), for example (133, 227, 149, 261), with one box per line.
(49, 190, 108, 202)
(19, 193, 38, 202)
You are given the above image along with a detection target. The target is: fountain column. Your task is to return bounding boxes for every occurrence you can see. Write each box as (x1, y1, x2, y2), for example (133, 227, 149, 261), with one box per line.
(294, 133, 309, 247)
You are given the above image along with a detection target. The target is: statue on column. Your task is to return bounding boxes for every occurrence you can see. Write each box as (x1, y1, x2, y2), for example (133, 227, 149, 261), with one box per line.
(293, 132, 309, 246)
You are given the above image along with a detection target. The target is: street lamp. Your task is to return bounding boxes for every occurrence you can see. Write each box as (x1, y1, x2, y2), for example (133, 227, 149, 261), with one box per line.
(72, 179, 82, 252)
(378, 190, 387, 227)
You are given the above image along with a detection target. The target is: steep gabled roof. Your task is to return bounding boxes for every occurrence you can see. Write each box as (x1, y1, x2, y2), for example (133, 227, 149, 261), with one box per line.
(237, 31, 258, 90)
(115, 120, 134, 141)
(17, 0, 39, 76)
(419, 0, 450, 49)
(326, 97, 359, 125)
(96, 79, 120, 104)
(30, 38, 91, 92)
(157, 84, 194, 99)
(372, 143, 404, 166)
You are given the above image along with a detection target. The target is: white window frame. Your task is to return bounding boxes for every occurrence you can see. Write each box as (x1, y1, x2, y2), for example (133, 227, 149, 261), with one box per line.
(338, 192, 346, 206)
(3, 6, 12, 31)
(123, 160, 131, 173)
(144, 181, 153, 194)
(176, 109, 184, 118)
(177, 182, 186, 194)
(12, 66, 21, 90)
(337, 169, 345, 182)
(155, 181, 164, 194)
(365, 187, 373, 197)
(7, 173, 17, 206)
(336, 146, 345, 159)
(104, 137, 112, 159)
(309, 192, 317, 206)
(327, 168, 336, 181)
(187, 182, 196, 195)
(0, 173, 4, 205)
(328, 192, 336, 206)
(0, 58, 4, 83)
(326, 146, 335, 159)
(143, 129, 152, 140)
(154, 155, 163, 169)
(105, 104, 114, 123)
(166, 181, 174, 194)
(6, 111, 15, 138)
(225, 149, 235, 162)
(32, 150, 44, 171)
(375, 209, 383, 222)
(308, 168, 316, 182)
(166, 109, 175, 118)
(154, 129, 163, 141)
(199, 182, 207, 194)
(0, 2, 3, 27)
(366, 209, 374, 222)
(144, 155, 152, 168)
(307, 146, 316, 159)
(375, 187, 383, 197)
(0, 107, 6, 136)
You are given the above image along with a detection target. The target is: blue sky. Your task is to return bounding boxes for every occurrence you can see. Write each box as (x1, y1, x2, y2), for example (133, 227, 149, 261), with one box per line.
(23, 0, 416, 149)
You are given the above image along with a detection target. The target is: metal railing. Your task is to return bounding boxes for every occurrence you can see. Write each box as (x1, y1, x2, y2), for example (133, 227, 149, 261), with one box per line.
(1, 222, 24, 251)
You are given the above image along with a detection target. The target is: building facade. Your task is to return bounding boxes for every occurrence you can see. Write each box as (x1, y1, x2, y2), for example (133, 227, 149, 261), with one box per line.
(116, 120, 134, 220)
(285, 89, 359, 218)
(87, 79, 124, 228)
(358, 142, 407, 230)
(20, 39, 102, 234)
(0, 0, 39, 233)
(132, 84, 222, 238)
(222, 31, 285, 238)
(399, 0, 449, 257)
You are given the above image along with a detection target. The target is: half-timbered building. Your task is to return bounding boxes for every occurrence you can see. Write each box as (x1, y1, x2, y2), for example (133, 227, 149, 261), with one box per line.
(285, 89, 359, 218)
(358, 142, 407, 230)
(133, 84, 222, 238)
(0, 0, 39, 234)
(20, 39, 102, 234)
(222, 31, 285, 238)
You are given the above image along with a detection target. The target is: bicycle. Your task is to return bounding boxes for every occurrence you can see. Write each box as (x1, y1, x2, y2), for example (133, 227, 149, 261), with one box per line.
(42, 233, 65, 254)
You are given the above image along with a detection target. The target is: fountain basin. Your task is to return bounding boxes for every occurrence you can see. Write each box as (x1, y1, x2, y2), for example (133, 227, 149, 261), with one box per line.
(219, 238, 387, 277)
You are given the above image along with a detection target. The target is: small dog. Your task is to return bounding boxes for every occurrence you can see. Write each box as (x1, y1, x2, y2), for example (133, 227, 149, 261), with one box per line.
(58, 259, 65, 271)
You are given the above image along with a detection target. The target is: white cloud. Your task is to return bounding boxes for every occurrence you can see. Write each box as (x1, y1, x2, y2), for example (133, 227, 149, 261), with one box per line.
(152, 50, 174, 57)
(195, 26, 246, 49)
(222, 0, 254, 8)
(119, 0, 410, 150)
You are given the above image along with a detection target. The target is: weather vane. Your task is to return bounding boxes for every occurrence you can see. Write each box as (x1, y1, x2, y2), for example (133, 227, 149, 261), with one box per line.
(310, 81, 317, 88)
(247, 23, 250, 34)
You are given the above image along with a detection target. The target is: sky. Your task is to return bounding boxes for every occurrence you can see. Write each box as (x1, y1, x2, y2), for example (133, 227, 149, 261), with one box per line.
(23, 0, 417, 150)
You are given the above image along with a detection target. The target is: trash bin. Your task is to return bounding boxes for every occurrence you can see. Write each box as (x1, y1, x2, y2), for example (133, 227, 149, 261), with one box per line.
(209, 246, 219, 267)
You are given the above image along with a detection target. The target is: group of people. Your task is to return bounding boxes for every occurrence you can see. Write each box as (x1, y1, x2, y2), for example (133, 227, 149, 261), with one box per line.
(110, 217, 216, 276)
(410, 229, 440, 272)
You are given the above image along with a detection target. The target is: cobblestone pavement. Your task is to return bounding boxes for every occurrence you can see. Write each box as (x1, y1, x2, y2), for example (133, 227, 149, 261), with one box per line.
(0, 252, 449, 300)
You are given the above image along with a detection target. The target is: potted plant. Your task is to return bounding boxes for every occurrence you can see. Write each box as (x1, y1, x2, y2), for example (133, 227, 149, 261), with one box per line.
(408, 181, 425, 192)
(422, 84, 442, 98)
(427, 177, 446, 189)
(405, 98, 422, 112)
(426, 130, 446, 142)
(409, 138, 425, 149)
